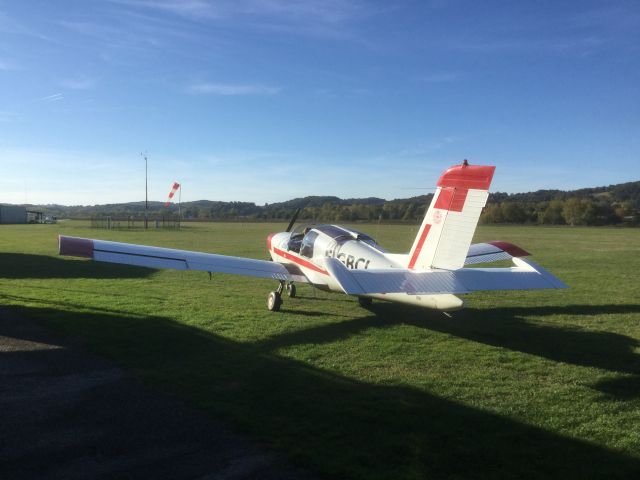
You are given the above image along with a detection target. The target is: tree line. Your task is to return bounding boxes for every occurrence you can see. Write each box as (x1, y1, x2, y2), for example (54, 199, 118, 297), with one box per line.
(19, 180, 640, 226)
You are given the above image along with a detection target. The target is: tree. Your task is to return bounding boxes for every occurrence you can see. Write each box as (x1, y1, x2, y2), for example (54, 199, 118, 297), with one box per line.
(563, 197, 596, 226)
(500, 202, 528, 223)
(480, 203, 504, 224)
(540, 200, 565, 225)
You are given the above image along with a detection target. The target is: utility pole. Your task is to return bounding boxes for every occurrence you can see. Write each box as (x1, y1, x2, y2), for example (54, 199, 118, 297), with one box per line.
(141, 152, 148, 229)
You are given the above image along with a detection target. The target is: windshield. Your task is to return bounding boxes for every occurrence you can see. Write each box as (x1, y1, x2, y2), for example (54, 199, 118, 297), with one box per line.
(290, 223, 315, 237)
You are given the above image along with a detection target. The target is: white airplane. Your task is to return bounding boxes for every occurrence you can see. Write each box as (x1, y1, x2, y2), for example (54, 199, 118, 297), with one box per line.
(59, 162, 566, 312)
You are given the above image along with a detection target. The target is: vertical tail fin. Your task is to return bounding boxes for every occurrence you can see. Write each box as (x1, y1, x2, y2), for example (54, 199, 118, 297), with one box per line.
(407, 162, 495, 270)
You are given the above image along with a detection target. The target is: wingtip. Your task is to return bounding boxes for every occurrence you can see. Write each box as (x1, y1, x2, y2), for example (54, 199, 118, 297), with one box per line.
(59, 235, 94, 258)
(488, 241, 531, 257)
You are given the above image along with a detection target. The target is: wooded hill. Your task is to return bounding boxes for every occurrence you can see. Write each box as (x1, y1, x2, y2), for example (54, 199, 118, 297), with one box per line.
(16, 180, 640, 226)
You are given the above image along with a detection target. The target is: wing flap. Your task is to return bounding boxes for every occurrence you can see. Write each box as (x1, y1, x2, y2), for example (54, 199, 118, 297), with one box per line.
(59, 235, 307, 282)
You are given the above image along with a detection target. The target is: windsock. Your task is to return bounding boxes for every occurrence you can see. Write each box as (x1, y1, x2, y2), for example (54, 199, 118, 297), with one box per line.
(165, 182, 181, 207)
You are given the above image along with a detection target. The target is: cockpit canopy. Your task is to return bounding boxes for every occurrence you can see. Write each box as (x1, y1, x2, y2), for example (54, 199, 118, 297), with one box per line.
(287, 223, 385, 254)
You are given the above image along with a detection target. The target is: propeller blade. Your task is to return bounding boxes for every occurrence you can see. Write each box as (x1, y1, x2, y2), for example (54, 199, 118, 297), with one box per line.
(285, 208, 301, 232)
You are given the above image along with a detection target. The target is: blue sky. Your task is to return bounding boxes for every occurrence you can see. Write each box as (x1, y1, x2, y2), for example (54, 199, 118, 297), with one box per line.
(1, 0, 638, 206)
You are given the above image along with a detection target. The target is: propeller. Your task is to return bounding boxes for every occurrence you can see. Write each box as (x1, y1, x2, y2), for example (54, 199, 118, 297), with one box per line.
(266, 207, 301, 262)
(285, 208, 301, 233)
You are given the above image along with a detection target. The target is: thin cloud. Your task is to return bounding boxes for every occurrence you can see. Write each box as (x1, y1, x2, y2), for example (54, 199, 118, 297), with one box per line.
(0, 10, 51, 40)
(59, 77, 97, 90)
(0, 11, 32, 34)
(109, 0, 364, 24)
(106, 0, 376, 42)
(35, 93, 64, 103)
(186, 83, 280, 96)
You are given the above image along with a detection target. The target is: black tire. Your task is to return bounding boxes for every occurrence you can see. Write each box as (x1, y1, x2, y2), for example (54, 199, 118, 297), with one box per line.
(286, 283, 297, 298)
(358, 297, 373, 308)
(267, 291, 282, 312)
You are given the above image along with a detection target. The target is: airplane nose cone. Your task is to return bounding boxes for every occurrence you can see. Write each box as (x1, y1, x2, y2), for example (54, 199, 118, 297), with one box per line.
(267, 233, 276, 251)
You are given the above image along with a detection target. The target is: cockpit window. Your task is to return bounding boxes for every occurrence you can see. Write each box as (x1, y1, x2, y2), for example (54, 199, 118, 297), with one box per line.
(360, 237, 386, 252)
(313, 224, 352, 244)
(288, 224, 315, 253)
(313, 224, 386, 252)
(300, 231, 318, 258)
(287, 234, 303, 253)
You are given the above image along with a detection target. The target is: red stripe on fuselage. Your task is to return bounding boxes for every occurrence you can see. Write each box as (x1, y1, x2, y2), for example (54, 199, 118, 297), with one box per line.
(408, 224, 431, 270)
(272, 247, 328, 275)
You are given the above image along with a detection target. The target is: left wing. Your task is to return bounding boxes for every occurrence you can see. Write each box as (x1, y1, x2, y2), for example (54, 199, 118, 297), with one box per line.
(58, 235, 308, 282)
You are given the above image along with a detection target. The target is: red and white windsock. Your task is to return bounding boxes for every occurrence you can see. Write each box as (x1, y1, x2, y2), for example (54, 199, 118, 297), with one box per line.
(165, 182, 181, 207)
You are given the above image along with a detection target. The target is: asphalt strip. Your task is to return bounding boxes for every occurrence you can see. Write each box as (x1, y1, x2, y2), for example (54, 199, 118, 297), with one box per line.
(0, 308, 312, 480)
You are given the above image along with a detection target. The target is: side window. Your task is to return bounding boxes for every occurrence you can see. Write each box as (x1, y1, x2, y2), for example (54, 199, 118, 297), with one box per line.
(300, 231, 318, 258)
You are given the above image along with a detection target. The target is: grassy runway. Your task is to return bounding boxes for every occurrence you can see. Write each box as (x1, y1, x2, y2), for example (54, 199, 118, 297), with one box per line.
(1, 221, 639, 479)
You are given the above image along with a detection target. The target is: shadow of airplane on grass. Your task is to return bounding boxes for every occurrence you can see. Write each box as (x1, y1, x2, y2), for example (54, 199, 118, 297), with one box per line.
(0, 253, 156, 280)
(365, 303, 640, 373)
(366, 302, 640, 400)
(2, 303, 639, 479)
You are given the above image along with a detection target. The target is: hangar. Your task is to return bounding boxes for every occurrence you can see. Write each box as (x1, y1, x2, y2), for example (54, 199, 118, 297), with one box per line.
(0, 205, 27, 224)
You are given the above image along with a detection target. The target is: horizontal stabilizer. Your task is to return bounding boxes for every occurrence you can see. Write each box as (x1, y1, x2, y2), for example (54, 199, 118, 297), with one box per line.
(59, 235, 307, 282)
(465, 241, 530, 265)
(324, 256, 566, 296)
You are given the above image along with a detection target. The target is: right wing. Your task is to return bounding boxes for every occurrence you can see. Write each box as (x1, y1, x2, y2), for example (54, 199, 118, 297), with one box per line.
(325, 256, 567, 296)
(58, 235, 308, 282)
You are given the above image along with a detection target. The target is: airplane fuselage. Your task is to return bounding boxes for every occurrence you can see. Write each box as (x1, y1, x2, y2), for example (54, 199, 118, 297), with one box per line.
(267, 224, 465, 311)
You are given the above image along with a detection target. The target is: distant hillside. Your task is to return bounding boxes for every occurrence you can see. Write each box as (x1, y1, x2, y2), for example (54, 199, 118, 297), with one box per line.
(11, 180, 639, 226)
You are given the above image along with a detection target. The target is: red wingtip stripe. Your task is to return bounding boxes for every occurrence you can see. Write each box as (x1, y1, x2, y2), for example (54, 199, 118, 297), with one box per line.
(59, 236, 94, 258)
(488, 241, 530, 257)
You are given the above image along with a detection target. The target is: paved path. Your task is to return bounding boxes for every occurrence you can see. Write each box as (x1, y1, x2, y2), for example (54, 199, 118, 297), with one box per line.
(0, 309, 310, 479)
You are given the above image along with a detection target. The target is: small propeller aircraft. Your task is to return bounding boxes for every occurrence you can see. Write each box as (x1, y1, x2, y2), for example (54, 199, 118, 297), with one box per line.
(59, 162, 566, 312)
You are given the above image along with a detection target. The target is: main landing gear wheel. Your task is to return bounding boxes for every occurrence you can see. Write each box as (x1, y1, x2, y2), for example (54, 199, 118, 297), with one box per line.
(267, 291, 282, 312)
(358, 297, 373, 308)
(286, 283, 296, 298)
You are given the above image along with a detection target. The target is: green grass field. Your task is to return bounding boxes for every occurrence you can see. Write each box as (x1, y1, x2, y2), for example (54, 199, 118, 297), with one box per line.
(2, 221, 640, 479)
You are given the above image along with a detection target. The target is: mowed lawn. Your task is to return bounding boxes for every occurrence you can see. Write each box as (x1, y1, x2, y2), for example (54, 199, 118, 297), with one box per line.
(1, 221, 639, 479)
